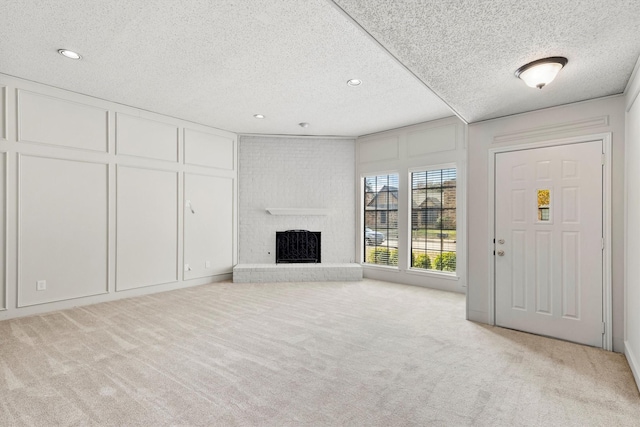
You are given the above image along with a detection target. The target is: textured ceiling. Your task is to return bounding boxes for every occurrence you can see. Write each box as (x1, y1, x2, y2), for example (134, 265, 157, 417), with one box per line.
(0, 0, 452, 136)
(0, 1, 639, 136)
(331, 0, 640, 123)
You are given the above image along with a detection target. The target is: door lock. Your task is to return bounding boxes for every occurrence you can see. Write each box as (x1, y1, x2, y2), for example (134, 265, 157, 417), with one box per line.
(497, 250, 505, 256)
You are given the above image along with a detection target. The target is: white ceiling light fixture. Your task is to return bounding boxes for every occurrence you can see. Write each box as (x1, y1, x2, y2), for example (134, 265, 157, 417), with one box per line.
(253, 114, 265, 119)
(57, 49, 82, 60)
(347, 79, 362, 87)
(515, 57, 568, 89)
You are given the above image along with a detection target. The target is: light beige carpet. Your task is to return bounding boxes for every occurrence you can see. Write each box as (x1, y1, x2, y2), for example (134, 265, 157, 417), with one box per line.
(0, 279, 638, 426)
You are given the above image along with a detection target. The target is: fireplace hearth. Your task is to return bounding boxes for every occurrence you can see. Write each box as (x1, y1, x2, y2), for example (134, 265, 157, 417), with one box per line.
(276, 230, 321, 263)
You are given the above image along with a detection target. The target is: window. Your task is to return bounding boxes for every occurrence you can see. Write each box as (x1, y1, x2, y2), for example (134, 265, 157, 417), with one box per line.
(363, 174, 399, 266)
(411, 168, 456, 273)
(537, 189, 550, 221)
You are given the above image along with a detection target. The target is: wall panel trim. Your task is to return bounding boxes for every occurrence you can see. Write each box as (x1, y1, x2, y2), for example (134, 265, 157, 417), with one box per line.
(16, 89, 109, 153)
(115, 112, 179, 162)
(0, 86, 6, 141)
(1, 152, 6, 310)
(493, 116, 609, 144)
(115, 165, 180, 291)
(183, 128, 236, 170)
(0, 72, 237, 318)
(16, 154, 110, 307)
(183, 173, 235, 280)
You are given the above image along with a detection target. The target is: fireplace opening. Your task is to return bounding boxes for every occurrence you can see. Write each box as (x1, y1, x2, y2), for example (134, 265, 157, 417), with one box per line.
(276, 230, 321, 264)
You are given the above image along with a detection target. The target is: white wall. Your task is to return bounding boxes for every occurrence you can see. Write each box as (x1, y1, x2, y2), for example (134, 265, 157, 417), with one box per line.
(356, 117, 467, 293)
(624, 56, 640, 385)
(238, 135, 355, 264)
(467, 95, 626, 352)
(0, 73, 237, 319)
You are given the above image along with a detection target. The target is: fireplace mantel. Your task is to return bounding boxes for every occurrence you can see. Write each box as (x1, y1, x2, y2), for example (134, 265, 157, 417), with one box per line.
(266, 208, 330, 216)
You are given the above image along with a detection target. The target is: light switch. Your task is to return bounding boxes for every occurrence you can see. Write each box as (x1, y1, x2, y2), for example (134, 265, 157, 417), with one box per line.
(36, 280, 47, 291)
(205, 261, 211, 268)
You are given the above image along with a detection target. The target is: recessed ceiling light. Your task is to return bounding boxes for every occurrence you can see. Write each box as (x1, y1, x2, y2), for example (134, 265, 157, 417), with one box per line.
(515, 57, 567, 89)
(253, 114, 265, 119)
(58, 49, 82, 60)
(347, 79, 362, 87)
(299, 122, 309, 128)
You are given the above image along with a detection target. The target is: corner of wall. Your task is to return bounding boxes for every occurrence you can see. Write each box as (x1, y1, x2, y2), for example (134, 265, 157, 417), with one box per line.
(625, 341, 640, 392)
(624, 54, 640, 112)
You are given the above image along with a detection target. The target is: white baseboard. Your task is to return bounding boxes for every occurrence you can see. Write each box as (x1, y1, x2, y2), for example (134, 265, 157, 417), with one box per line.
(624, 340, 640, 393)
(0, 274, 231, 322)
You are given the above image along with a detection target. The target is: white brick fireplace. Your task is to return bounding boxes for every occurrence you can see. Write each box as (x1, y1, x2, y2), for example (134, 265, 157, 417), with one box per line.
(234, 135, 362, 282)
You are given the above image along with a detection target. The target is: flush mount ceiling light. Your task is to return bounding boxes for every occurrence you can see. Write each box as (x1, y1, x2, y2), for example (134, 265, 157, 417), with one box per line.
(58, 49, 82, 60)
(347, 79, 362, 87)
(515, 56, 568, 89)
(253, 114, 265, 119)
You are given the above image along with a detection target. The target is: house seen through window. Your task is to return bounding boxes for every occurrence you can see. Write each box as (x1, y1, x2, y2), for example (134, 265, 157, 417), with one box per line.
(411, 168, 457, 273)
(363, 169, 457, 272)
(363, 174, 399, 266)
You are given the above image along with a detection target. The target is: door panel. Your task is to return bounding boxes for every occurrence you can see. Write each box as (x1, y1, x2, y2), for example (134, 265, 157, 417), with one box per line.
(495, 141, 603, 347)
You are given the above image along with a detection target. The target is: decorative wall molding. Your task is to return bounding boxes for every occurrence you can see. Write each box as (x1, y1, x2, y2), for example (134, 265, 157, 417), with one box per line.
(1, 152, 6, 310)
(17, 154, 110, 307)
(184, 128, 235, 170)
(17, 90, 109, 153)
(115, 165, 179, 292)
(115, 112, 179, 162)
(183, 173, 235, 280)
(407, 123, 457, 156)
(0, 72, 237, 321)
(0, 86, 6, 141)
(358, 136, 399, 163)
(493, 116, 610, 144)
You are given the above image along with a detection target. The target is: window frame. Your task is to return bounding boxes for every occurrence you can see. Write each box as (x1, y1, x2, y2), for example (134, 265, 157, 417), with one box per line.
(407, 163, 459, 278)
(361, 171, 400, 270)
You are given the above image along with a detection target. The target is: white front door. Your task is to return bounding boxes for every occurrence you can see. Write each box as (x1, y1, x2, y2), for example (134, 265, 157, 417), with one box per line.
(495, 141, 604, 347)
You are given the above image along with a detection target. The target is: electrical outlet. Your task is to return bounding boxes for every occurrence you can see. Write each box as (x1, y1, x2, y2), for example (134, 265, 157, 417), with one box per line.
(184, 264, 191, 272)
(36, 280, 47, 291)
(205, 261, 211, 268)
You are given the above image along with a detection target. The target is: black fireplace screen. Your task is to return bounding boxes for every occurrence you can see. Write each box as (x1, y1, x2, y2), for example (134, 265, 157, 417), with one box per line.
(276, 230, 321, 263)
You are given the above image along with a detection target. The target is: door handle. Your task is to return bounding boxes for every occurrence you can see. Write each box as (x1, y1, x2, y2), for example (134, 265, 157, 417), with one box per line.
(497, 250, 505, 256)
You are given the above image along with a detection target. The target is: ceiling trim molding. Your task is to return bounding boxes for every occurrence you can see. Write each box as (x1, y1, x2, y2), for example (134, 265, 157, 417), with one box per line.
(0, 86, 6, 141)
(492, 116, 609, 144)
(238, 133, 355, 141)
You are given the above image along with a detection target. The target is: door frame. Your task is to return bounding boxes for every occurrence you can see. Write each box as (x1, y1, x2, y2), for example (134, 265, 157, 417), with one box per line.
(487, 133, 612, 350)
